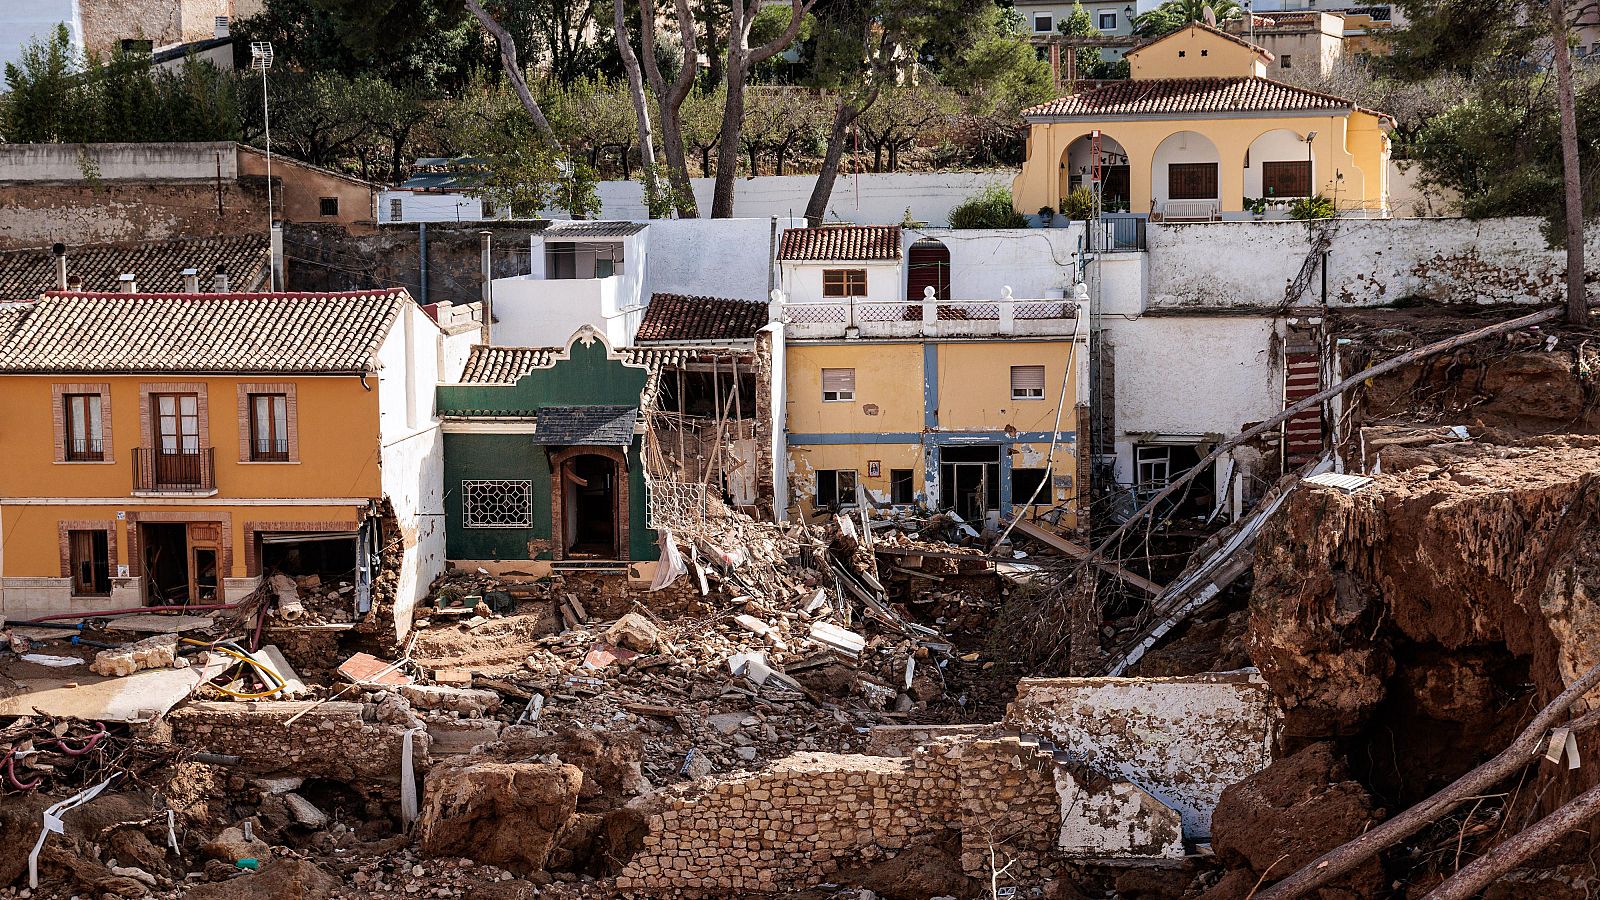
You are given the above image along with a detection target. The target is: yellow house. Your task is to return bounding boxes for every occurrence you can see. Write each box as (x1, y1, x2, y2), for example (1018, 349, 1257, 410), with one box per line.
(0, 288, 480, 637)
(1012, 22, 1392, 220)
(778, 227, 1090, 529)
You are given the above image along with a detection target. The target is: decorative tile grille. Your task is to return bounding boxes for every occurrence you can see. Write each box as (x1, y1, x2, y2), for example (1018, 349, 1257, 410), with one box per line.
(461, 479, 533, 528)
(646, 477, 707, 532)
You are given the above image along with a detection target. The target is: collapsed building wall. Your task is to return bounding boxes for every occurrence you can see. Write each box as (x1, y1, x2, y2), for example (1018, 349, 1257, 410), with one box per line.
(167, 698, 429, 786)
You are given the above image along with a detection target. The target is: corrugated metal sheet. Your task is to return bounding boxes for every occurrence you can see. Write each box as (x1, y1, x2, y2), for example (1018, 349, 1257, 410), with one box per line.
(1304, 471, 1374, 493)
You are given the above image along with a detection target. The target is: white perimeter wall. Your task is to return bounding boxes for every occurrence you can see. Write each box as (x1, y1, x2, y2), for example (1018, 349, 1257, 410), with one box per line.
(642, 217, 784, 302)
(583, 171, 1017, 227)
(907, 226, 1084, 299)
(1146, 218, 1600, 309)
(0, 141, 237, 181)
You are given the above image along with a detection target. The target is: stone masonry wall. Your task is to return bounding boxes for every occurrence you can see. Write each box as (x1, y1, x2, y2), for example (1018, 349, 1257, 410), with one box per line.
(958, 738, 1062, 884)
(0, 181, 268, 251)
(168, 699, 428, 786)
(616, 746, 963, 896)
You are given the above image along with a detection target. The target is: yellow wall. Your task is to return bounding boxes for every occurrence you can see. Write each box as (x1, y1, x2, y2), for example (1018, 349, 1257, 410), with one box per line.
(0, 374, 381, 501)
(1, 504, 360, 579)
(788, 443, 924, 508)
(935, 342, 1078, 432)
(784, 343, 925, 436)
(1014, 112, 1389, 216)
(0, 374, 380, 582)
(1127, 24, 1268, 79)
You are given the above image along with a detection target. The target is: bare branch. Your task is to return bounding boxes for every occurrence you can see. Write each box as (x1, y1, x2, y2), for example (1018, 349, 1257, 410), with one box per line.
(463, 0, 562, 152)
(749, 0, 814, 66)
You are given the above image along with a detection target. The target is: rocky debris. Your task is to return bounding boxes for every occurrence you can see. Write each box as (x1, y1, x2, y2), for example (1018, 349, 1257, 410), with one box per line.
(602, 614, 658, 653)
(416, 760, 583, 873)
(91, 633, 179, 677)
(398, 685, 502, 716)
(183, 857, 337, 900)
(202, 822, 272, 863)
(1207, 742, 1386, 897)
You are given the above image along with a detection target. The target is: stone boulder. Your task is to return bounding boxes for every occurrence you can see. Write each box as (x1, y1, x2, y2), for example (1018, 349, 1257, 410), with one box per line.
(184, 858, 337, 900)
(417, 759, 583, 873)
(603, 613, 659, 653)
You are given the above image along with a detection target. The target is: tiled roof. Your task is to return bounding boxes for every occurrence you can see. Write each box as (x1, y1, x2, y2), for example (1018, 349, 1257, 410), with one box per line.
(635, 293, 769, 344)
(544, 221, 648, 239)
(0, 236, 271, 302)
(778, 226, 902, 262)
(457, 345, 558, 383)
(1022, 77, 1356, 119)
(0, 289, 407, 373)
(529, 406, 639, 446)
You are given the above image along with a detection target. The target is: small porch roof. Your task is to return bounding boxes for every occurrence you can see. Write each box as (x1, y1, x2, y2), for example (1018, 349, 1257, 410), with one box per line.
(528, 405, 640, 446)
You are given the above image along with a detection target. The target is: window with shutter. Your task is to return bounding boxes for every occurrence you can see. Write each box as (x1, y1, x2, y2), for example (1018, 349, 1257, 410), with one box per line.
(1011, 365, 1046, 400)
(1262, 161, 1312, 198)
(1168, 163, 1219, 200)
(821, 368, 856, 402)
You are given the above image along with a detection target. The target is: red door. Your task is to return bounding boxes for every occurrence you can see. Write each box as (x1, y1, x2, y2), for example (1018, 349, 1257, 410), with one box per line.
(907, 240, 950, 303)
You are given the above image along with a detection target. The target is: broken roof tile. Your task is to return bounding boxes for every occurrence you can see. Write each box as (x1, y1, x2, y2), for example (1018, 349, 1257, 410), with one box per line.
(635, 293, 769, 344)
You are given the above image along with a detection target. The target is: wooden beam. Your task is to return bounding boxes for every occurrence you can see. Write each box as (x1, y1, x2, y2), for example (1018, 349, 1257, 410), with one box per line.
(1008, 518, 1163, 596)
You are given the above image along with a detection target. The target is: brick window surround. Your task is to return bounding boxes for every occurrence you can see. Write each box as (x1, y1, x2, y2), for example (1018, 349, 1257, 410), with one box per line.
(51, 383, 113, 464)
(58, 520, 118, 596)
(139, 382, 210, 450)
(125, 510, 232, 580)
(242, 519, 361, 577)
(236, 382, 300, 463)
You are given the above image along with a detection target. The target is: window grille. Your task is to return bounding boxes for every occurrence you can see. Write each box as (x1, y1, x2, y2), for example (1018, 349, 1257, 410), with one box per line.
(462, 479, 533, 528)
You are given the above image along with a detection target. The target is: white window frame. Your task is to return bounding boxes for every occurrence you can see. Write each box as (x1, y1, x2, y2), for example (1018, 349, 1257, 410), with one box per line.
(461, 479, 534, 528)
(1034, 13, 1053, 31)
(389, 197, 403, 221)
(821, 367, 856, 402)
(1010, 365, 1046, 400)
(1135, 446, 1171, 503)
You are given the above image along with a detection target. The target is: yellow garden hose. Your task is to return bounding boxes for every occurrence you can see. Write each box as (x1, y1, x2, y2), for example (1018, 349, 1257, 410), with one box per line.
(181, 639, 287, 700)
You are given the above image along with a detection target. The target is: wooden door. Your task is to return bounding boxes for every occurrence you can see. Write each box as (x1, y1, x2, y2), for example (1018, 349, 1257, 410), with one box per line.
(187, 523, 220, 603)
(1168, 162, 1219, 200)
(907, 241, 950, 303)
(152, 393, 200, 486)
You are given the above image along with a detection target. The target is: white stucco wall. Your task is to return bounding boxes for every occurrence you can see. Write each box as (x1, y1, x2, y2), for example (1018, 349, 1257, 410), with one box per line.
(381, 190, 508, 224)
(1145, 218, 1600, 309)
(0, 141, 236, 181)
(778, 259, 904, 304)
(907, 226, 1084, 300)
(1006, 672, 1276, 840)
(376, 301, 457, 640)
(642, 217, 785, 302)
(583, 171, 1018, 227)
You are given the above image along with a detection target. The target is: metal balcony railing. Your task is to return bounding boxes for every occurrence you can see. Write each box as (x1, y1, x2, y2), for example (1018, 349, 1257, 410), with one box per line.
(133, 447, 215, 492)
(1088, 215, 1147, 252)
(251, 438, 290, 461)
(66, 437, 103, 461)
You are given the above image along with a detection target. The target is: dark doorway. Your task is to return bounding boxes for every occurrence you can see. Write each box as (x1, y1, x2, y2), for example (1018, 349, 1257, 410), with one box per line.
(938, 445, 1001, 522)
(562, 454, 619, 557)
(1101, 165, 1131, 207)
(261, 534, 358, 579)
(907, 238, 950, 302)
(142, 523, 190, 604)
(1134, 443, 1211, 519)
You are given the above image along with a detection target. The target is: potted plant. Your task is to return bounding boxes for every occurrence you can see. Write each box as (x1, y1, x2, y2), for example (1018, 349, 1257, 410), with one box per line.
(1038, 205, 1056, 226)
(1246, 197, 1267, 219)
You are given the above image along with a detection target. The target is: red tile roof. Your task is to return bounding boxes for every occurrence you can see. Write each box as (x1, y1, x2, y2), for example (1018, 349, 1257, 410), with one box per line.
(778, 226, 901, 262)
(1023, 77, 1359, 119)
(0, 289, 408, 373)
(635, 293, 769, 344)
(0, 236, 270, 302)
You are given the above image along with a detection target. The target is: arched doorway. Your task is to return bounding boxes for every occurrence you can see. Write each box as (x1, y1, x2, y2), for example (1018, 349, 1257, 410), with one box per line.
(907, 238, 950, 302)
(1245, 128, 1314, 202)
(1061, 133, 1132, 212)
(552, 449, 624, 559)
(1151, 131, 1221, 216)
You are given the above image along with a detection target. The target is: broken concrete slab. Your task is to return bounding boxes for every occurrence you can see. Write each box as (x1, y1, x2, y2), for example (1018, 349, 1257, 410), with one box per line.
(427, 718, 504, 756)
(90, 633, 178, 677)
(283, 792, 329, 828)
(0, 654, 227, 722)
(250, 645, 307, 699)
(809, 621, 866, 657)
(100, 614, 215, 634)
(1055, 764, 1184, 859)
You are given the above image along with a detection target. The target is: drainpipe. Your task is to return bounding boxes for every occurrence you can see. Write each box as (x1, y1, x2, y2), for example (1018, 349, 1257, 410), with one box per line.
(52, 243, 67, 291)
(181, 267, 200, 293)
(479, 230, 494, 344)
(768, 216, 777, 297)
(417, 222, 429, 306)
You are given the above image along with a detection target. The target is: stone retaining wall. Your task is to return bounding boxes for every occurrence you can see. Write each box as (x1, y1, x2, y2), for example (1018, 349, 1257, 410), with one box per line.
(168, 699, 428, 785)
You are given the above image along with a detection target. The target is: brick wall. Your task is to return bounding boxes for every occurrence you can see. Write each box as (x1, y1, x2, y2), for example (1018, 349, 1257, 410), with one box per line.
(167, 698, 428, 785)
(0, 181, 268, 251)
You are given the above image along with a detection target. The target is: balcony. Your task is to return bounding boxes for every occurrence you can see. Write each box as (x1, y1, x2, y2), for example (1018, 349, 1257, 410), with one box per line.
(782, 291, 1081, 341)
(133, 447, 215, 494)
(65, 437, 104, 462)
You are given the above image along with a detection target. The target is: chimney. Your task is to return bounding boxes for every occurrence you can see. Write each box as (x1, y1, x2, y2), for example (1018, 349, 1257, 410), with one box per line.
(117, 273, 138, 293)
(270, 222, 284, 291)
(215, 15, 230, 38)
(51, 242, 67, 291)
(66, 274, 82, 290)
(212, 265, 229, 292)
(182, 267, 200, 293)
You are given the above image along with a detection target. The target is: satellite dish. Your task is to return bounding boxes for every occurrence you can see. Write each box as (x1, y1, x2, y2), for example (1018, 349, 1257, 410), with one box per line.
(1203, 6, 1218, 25)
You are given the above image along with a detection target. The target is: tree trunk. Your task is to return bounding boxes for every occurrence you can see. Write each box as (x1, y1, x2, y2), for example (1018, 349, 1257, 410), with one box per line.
(463, 0, 561, 152)
(803, 90, 877, 227)
(1550, 0, 1589, 325)
(613, 0, 661, 215)
(711, 53, 747, 217)
(639, 0, 699, 217)
(747, 143, 760, 176)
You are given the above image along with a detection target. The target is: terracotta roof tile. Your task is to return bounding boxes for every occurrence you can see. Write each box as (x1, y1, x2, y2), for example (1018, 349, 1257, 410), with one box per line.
(1023, 77, 1357, 119)
(457, 345, 558, 383)
(635, 293, 769, 344)
(545, 221, 648, 239)
(0, 289, 406, 373)
(0, 236, 271, 302)
(778, 226, 901, 262)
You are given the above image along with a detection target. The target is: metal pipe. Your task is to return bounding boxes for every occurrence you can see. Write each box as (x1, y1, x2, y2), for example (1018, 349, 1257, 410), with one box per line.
(418, 222, 429, 305)
(479, 229, 493, 343)
(52, 243, 66, 290)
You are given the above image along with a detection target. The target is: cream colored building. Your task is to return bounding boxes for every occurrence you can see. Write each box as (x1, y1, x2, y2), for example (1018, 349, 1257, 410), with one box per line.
(1223, 12, 1345, 77)
(1012, 23, 1392, 220)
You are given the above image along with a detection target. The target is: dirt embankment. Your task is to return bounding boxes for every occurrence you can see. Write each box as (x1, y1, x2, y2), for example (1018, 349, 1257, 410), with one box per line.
(1222, 439, 1600, 895)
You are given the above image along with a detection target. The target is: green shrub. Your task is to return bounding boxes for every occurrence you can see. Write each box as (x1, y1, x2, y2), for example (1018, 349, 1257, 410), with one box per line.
(1290, 194, 1337, 220)
(1060, 187, 1096, 221)
(949, 184, 1027, 229)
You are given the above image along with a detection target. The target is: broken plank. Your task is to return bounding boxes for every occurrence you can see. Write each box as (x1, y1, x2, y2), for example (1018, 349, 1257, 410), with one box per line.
(1007, 518, 1163, 596)
(622, 702, 682, 718)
